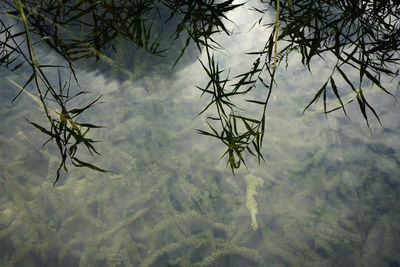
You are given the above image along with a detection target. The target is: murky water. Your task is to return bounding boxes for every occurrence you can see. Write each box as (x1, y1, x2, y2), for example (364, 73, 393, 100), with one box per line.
(1, 3, 399, 267)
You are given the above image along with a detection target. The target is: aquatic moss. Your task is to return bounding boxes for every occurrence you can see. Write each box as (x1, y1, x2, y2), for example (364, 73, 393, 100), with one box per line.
(245, 174, 264, 231)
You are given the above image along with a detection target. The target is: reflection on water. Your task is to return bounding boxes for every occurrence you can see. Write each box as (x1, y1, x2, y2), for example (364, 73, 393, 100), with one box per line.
(1, 5, 400, 267)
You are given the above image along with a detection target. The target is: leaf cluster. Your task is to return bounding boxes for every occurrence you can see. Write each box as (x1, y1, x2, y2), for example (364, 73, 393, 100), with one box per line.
(197, 46, 269, 171)
(196, 0, 400, 172)
(16, 0, 165, 62)
(1, 0, 108, 185)
(261, 0, 399, 125)
(163, 0, 243, 63)
(1, 0, 244, 182)
(1, 0, 400, 178)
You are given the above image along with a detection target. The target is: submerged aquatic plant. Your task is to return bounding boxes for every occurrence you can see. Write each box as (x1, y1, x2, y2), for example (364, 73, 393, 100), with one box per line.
(245, 174, 264, 231)
(0, 56, 399, 266)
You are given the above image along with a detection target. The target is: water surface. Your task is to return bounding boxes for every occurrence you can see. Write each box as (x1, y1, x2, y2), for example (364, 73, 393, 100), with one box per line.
(0, 3, 399, 267)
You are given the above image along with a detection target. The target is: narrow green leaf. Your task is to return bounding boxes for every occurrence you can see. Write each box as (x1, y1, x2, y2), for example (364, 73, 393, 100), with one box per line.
(71, 157, 109, 172)
(359, 89, 383, 127)
(337, 66, 357, 93)
(364, 69, 395, 97)
(246, 99, 266, 105)
(356, 93, 370, 129)
(303, 81, 328, 114)
(11, 73, 35, 103)
(25, 119, 55, 138)
(78, 123, 104, 128)
(330, 77, 347, 116)
(69, 95, 103, 115)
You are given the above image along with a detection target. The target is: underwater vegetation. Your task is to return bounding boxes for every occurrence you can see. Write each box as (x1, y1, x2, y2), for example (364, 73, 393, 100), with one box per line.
(245, 174, 264, 231)
(2, 0, 399, 178)
(1, 0, 399, 266)
(1, 72, 399, 266)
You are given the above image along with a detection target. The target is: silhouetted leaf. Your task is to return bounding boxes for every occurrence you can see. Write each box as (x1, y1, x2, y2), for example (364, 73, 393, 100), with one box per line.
(303, 81, 328, 114)
(71, 157, 109, 172)
(364, 69, 395, 97)
(330, 77, 347, 116)
(25, 118, 55, 138)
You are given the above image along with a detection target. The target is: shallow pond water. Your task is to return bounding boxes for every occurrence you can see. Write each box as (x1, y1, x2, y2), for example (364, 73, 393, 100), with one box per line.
(0, 2, 399, 267)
